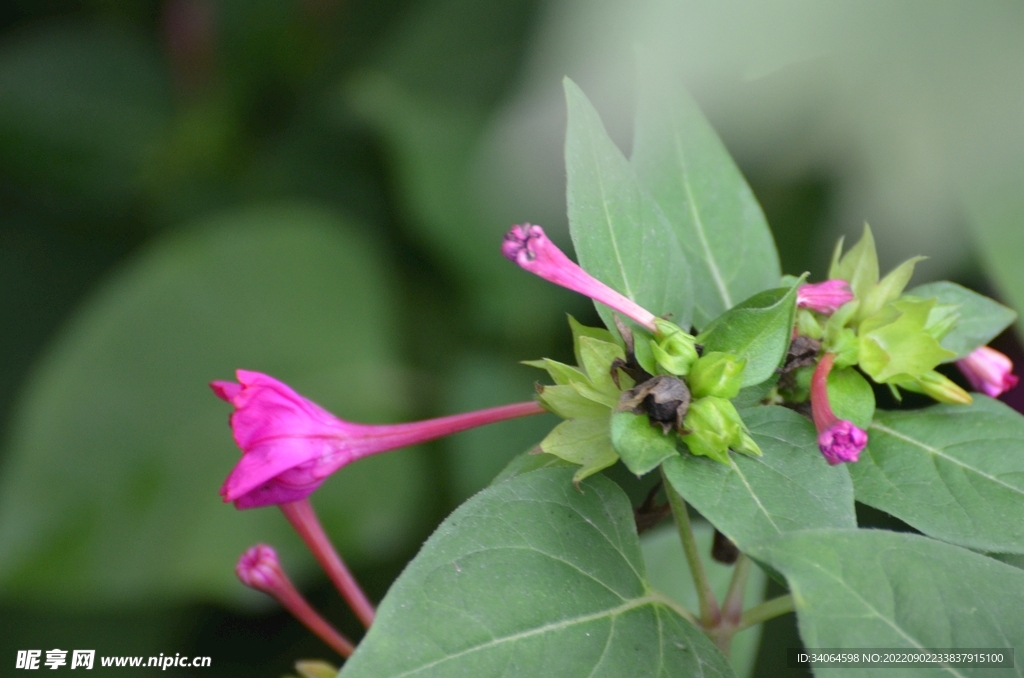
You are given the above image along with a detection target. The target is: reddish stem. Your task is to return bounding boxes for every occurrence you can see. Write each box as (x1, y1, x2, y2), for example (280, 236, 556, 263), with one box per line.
(280, 499, 376, 628)
(811, 352, 838, 432)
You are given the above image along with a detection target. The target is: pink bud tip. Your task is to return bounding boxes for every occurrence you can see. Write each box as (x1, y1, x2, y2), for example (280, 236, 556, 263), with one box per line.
(797, 279, 855, 314)
(817, 420, 868, 465)
(236, 544, 283, 592)
(956, 346, 1019, 398)
(502, 223, 657, 330)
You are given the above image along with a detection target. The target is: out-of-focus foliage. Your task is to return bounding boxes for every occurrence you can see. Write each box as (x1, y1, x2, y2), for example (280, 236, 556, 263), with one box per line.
(0, 0, 1021, 676)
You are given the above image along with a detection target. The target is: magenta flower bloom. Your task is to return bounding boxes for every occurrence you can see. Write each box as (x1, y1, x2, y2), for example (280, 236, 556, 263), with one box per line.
(810, 353, 868, 465)
(213, 370, 545, 508)
(503, 223, 657, 331)
(957, 346, 1019, 398)
(236, 544, 355, 657)
(797, 279, 855, 314)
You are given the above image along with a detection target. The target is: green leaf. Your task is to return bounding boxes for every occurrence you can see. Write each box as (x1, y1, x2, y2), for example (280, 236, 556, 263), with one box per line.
(641, 523, 766, 678)
(522, 358, 586, 387)
(610, 411, 680, 476)
(909, 281, 1017, 359)
(631, 66, 780, 329)
(564, 78, 693, 331)
(697, 285, 801, 387)
(491, 450, 574, 485)
(340, 468, 735, 678)
(749, 529, 1024, 665)
(539, 417, 618, 483)
(663, 407, 856, 551)
(0, 205, 429, 606)
(852, 396, 1024, 554)
(826, 367, 875, 429)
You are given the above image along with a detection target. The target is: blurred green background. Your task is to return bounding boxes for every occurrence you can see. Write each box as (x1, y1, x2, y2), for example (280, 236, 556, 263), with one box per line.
(1, 1, 1022, 675)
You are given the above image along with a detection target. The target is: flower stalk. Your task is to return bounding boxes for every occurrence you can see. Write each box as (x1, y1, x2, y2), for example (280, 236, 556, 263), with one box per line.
(810, 353, 868, 465)
(661, 469, 721, 628)
(236, 544, 355, 658)
(279, 498, 376, 629)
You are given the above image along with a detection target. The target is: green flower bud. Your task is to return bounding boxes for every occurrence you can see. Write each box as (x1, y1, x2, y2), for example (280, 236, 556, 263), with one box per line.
(688, 352, 745, 399)
(680, 397, 760, 464)
(891, 370, 972, 405)
(651, 318, 699, 376)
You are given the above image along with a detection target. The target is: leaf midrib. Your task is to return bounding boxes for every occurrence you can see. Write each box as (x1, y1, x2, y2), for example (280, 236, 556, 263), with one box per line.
(870, 421, 1024, 497)
(384, 594, 666, 678)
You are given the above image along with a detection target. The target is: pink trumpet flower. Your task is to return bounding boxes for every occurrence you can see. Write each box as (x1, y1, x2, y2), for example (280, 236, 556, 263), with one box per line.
(797, 280, 855, 314)
(236, 544, 355, 657)
(213, 370, 545, 509)
(957, 346, 1019, 398)
(502, 223, 658, 331)
(810, 353, 868, 465)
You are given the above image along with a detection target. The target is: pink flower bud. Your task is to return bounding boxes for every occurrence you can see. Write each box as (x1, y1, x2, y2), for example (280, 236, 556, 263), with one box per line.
(956, 346, 1019, 398)
(212, 370, 544, 509)
(236, 544, 355, 658)
(236, 544, 283, 591)
(810, 353, 868, 465)
(817, 420, 869, 465)
(502, 223, 657, 331)
(797, 279, 855, 314)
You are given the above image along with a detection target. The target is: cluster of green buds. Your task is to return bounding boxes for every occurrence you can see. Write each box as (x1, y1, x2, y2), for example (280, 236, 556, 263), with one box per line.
(503, 223, 760, 480)
(795, 226, 969, 404)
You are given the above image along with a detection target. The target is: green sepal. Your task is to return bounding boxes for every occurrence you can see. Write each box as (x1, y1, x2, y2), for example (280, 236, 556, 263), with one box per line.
(829, 224, 879, 301)
(651, 318, 698, 376)
(522, 358, 587, 387)
(778, 364, 813, 403)
(687, 352, 745, 399)
(577, 335, 628, 391)
(923, 301, 960, 341)
(568, 315, 618, 366)
(858, 297, 957, 383)
(795, 308, 824, 339)
(539, 417, 618, 484)
(536, 384, 612, 419)
(890, 370, 973, 405)
(633, 332, 658, 375)
(827, 327, 860, 369)
(856, 255, 927, 322)
(609, 410, 680, 476)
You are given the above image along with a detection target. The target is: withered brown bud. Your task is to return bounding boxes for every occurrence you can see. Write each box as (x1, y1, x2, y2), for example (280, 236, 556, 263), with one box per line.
(711, 529, 740, 564)
(618, 375, 691, 433)
(781, 335, 821, 374)
(610, 316, 653, 387)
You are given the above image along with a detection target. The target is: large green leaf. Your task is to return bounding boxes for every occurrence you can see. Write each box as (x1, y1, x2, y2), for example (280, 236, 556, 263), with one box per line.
(564, 78, 693, 331)
(340, 468, 734, 678)
(0, 205, 429, 606)
(851, 397, 1024, 554)
(697, 285, 800, 387)
(663, 407, 856, 551)
(908, 281, 1016, 359)
(750, 529, 1024, 677)
(641, 523, 767, 678)
(631, 69, 780, 330)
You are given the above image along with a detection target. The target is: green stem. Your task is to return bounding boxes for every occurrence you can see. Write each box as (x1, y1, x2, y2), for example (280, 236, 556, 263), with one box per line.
(661, 468, 720, 628)
(736, 594, 795, 632)
(721, 553, 750, 625)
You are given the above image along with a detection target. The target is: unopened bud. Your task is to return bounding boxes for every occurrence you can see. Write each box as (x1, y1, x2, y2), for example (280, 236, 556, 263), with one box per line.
(651, 318, 699, 376)
(687, 352, 745, 399)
